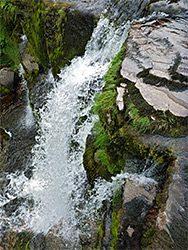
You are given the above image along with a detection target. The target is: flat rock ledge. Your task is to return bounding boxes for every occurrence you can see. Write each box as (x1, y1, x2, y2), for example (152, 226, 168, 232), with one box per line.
(121, 18, 188, 117)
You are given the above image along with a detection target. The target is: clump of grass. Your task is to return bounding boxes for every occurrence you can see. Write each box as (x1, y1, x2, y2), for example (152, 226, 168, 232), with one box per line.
(127, 103, 151, 133)
(0, 0, 20, 70)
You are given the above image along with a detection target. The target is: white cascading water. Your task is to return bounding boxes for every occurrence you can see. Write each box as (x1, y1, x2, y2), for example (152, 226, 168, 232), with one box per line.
(0, 16, 130, 248)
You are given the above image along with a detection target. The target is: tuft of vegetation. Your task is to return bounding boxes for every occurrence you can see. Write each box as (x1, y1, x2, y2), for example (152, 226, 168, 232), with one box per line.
(0, 83, 11, 96)
(0, 0, 20, 70)
(21, 0, 49, 70)
(127, 103, 151, 133)
(141, 227, 157, 247)
(104, 44, 127, 85)
(97, 223, 104, 250)
(111, 211, 120, 250)
(93, 43, 127, 134)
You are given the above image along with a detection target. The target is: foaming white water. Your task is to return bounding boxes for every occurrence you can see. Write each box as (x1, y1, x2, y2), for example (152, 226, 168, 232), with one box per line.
(28, 17, 129, 235)
(0, 17, 130, 247)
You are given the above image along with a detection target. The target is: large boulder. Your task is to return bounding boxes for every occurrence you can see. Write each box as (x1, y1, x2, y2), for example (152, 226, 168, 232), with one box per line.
(118, 16, 188, 249)
(0, 68, 15, 91)
(121, 18, 188, 117)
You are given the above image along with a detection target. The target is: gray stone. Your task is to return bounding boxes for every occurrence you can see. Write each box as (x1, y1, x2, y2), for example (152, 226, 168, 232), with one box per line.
(135, 81, 188, 117)
(116, 86, 125, 111)
(149, 0, 188, 18)
(121, 18, 188, 117)
(123, 177, 157, 206)
(127, 225, 135, 237)
(0, 68, 15, 90)
(157, 156, 188, 249)
(22, 54, 39, 73)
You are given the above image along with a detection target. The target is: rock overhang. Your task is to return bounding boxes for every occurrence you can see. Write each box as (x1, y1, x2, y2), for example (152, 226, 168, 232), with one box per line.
(120, 18, 188, 117)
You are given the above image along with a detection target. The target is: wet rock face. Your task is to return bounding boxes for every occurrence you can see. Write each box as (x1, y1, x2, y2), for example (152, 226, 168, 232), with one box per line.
(121, 18, 188, 117)
(159, 157, 188, 250)
(116, 177, 157, 249)
(0, 67, 22, 111)
(149, 0, 188, 18)
(22, 54, 39, 73)
(64, 0, 106, 15)
(0, 68, 15, 91)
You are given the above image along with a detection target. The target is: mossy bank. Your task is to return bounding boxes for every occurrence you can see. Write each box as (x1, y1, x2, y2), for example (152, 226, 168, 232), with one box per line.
(83, 19, 188, 248)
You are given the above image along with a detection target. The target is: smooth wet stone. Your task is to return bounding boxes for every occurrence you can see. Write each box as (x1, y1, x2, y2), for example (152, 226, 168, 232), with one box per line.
(0, 68, 15, 90)
(157, 156, 188, 249)
(121, 18, 188, 117)
(149, 0, 188, 18)
(22, 53, 39, 73)
(135, 81, 188, 116)
(123, 177, 156, 206)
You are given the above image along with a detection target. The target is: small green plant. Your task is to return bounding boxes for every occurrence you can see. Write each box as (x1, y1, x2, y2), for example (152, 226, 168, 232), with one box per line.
(141, 227, 157, 247)
(0, 83, 11, 96)
(93, 43, 127, 134)
(93, 89, 117, 117)
(94, 122, 110, 149)
(127, 103, 151, 133)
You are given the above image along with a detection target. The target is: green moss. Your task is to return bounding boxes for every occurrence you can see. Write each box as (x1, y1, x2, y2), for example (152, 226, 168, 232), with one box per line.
(127, 103, 151, 133)
(104, 44, 127, 85)
(112, 190, 122, 212)
(23, 66, 40, 85)
(21, 0, 49, 70)
(93, 43, 127, 135)
(156, 193, 167, 210)
(0, 83, 11, 96)
(121, 82, 188, 138)
(1, 0, 95, 79)
(96, 199, 121, 250)
(141, 227, 174, 249)
(141, 227, 157, 247)
(0, 0, 20, 70)
(94, 122, 110, 150)
(44, 2, 69, 77)
(111, 211, 120, 249)
(97, 223, 104, 250)
(83, 133, 111, 185)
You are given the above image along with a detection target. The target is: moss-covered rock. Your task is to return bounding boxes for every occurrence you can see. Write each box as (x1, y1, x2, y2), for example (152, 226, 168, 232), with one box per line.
(84, 12, 188, 249)
(0, 0, 20, 71)
(83, 132, 111, 186)
(12, 0, 95, 79)
(1, 0, 95, 81)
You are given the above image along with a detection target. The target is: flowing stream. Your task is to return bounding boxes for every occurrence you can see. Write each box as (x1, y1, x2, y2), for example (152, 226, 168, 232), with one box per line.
(0, 16, 130, 248)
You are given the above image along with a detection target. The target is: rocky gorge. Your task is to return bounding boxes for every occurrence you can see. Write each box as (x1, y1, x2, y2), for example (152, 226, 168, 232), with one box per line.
(0, 0, 188, 249)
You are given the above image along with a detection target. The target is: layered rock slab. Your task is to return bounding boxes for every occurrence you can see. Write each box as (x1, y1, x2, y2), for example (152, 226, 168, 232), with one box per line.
(121, 18, 188, 117)
(120, 16, 188, 249)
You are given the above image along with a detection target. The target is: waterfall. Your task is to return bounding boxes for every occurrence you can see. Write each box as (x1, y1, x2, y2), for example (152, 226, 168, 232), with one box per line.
(0, 16, 130, 248)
